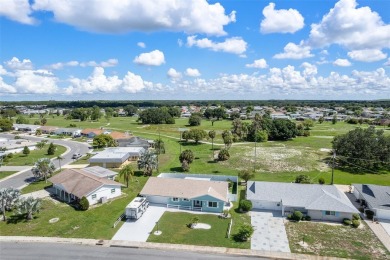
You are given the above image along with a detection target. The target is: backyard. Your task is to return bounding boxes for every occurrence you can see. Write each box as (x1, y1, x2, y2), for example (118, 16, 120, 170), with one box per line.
(286, 221, 389, 260)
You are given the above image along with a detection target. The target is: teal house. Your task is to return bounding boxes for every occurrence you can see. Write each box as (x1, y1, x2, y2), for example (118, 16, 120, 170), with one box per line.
(140, 177, 228, 213)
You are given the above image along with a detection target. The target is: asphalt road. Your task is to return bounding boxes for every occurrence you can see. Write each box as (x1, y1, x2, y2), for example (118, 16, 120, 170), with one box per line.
(0, 133, 90, 189)
(0, 242, 263, 260)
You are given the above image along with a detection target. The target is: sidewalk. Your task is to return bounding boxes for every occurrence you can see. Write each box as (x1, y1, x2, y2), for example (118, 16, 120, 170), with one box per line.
(0, 236, 345, 260)
(0, 166, 31, 171)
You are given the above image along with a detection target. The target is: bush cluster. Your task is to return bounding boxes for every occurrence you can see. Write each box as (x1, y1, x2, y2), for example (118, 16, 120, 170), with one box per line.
(352, 219, 360, 228)
(239, 200, 252, 212)
(343, 218, 352, 225)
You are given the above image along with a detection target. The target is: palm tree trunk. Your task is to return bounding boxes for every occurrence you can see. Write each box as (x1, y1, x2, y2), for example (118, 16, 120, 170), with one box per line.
(27, 212, 32, 220)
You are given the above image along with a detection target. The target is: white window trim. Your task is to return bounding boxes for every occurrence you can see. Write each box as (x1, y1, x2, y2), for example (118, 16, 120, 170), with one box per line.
(172, 197, 179, 202)
(325, 211, 336, 216)
(182, 198, 189, 201)
(111, 188, 115, 194)
(92, 194, 97, 199)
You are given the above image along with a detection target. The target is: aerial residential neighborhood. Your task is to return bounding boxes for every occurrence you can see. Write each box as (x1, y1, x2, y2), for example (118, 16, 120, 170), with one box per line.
(1, 0, 390, 259)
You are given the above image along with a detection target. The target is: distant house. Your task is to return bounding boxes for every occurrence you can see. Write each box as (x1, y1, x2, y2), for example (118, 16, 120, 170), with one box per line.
(140, 177, 229, 213)
(12, 124, 41, 133)
(54, 128, 82, 137)
(48, 168, 124, 205)
(39, 126, 59, 135)
(247, 181, 358, 221)
(117, 136, 153, 149)
(81, 128, 107, 138)
(353, 184, 390, 220)
(89, 147, 145, 168)
(81, 166, 118, 180)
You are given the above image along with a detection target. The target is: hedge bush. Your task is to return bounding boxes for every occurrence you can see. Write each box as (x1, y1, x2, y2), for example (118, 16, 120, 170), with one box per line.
(352, 213, 360, 220)
(79, 196, 89, 211)
(343, 218, 352, 225)
(304, 215, 311, 221)
(234, 224, 254, 242)
(318, 177, 325, 185)
(352, 219, 360, 228)
(292, 210, 303, 221)
(239, 200, 252, 212)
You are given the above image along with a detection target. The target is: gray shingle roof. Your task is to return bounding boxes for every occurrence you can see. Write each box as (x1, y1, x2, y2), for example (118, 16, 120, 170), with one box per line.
(353, 184, 390, 210)
(247, 181, 358, 213)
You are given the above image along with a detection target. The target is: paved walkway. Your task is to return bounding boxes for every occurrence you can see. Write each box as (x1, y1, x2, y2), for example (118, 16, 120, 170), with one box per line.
(250, 211, 290, 253)
(0, 166, 32, 171)
(379, 220, 390, 236)
(112, 206, 167, 242)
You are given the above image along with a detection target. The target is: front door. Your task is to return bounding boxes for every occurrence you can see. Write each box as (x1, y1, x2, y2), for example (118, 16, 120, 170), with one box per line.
(193, 200, 202, 207)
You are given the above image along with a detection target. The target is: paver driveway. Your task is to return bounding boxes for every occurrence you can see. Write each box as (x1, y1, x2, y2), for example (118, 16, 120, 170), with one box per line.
(112, 206, 166, 242)
(250, 211, 290, 252)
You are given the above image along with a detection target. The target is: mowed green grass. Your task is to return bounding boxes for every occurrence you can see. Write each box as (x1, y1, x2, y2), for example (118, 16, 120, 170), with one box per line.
(286, 221, 389, 259)
(2, 144, 67, 166)
(0, 175, 148, 239)
(0, 171, 17, 180)
(40, 116, 390, 185)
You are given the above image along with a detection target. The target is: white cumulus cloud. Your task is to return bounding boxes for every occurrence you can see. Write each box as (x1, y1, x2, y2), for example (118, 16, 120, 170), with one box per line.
(137, 42, 146, 48)
(347, 49, 387, 62)
(384, 58, 390, 66)
(14, 69, 58, 94)
(185, 68, 201, 77)
(333, 59, 352, 67)
(246, 59, 268, 69)
(260, 2, 304, 34)
(167, 68, 182, 79)
(134, 50, 165, 66)
(308, 0, 390, 50)
(273, 42, 314, 59)
(122, 72, 146, 93)
(0, 76, 17, 93)
(186, 35, 247, 55)
(32, 0, 235, 35)
(0, 0, 36, 24)
(5, 57, 33, 70)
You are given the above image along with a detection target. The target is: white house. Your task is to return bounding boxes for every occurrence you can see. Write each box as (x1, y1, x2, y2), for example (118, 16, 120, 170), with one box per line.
(247, 181, 358, 221)
(353, 184, 390, 220)
(48, 168, 124, 205)
(89, 147, 145, 168)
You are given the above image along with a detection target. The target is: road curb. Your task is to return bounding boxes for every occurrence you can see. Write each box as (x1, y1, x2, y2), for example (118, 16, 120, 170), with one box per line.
(0, 236, 344, 259)
(0, 168, 32, 184)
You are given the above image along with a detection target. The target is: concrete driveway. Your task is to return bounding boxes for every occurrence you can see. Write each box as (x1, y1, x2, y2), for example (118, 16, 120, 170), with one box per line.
(112, 206, 166, 242)
(379, 220, 390, 236)
(250, 211, 290, 253)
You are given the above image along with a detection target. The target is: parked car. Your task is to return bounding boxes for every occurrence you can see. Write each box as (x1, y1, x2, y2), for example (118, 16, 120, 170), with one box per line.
(72, 153, 82, 159)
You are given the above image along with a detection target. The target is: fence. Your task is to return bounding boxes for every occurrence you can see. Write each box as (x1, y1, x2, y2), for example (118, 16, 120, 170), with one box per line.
(166, 204, 192, 210)
(112, 213, 125, 228)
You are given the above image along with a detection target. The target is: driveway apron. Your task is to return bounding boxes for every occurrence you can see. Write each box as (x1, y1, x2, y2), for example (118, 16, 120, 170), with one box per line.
(251, 211, 290, 253)
(112, 206, 166, 242)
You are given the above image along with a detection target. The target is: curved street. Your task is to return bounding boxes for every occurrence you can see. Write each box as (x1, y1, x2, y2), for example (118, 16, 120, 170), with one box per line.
(0, 133, 90, 189)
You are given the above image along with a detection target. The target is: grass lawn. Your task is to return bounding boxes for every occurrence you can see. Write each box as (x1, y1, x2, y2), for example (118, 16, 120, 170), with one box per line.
(0, 174, 148, 239)
(2, 144, 67, 166)
(38, 116, 390, 185)
(286, 221, 389, 260)
(70, 153, 93, 165)
(0, 171, 17, 180)
(147, 185, 250, 249)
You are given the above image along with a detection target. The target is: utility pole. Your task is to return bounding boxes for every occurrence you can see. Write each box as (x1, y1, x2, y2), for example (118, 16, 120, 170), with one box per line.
(331, 150, 336, 185)
(254, 126, 257, 173)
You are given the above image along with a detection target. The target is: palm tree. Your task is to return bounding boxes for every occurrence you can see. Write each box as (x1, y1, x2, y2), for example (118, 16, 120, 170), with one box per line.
(32, 158, 56, 183)
(17, 196, 41, 220)
(208, 130, 216, 150)
(56, 155, 64, 171)
(0, 187, 21, 221)
(119, 164, 134, 188)
(154, 139, 165, 154)
(137, 150, 157, 176)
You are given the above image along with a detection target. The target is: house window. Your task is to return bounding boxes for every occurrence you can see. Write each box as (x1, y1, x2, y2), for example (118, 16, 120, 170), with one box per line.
(325, 211, 336, 216)
(172, 197, 179, 202)
(183, 198, 189, 201)
(208, 201, 218, 208)
(92, 194, 97, 199)
(111, 188, 115, 194)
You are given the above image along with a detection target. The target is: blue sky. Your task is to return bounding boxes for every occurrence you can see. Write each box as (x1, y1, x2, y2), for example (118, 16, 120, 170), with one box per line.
(0, 0, 389, 101)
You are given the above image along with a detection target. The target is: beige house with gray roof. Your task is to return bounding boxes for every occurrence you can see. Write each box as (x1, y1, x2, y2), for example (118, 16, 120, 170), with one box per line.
(140, 177, 228, 213)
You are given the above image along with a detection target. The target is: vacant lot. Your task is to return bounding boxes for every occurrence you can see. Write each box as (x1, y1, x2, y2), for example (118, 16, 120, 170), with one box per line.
(286, 221, 389, 260)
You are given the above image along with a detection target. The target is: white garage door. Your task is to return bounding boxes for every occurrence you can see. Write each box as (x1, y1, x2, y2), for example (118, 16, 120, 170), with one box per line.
(146, 195, 168, 205)
(252, 200, 281, 211)
(376, 209, 390, 220)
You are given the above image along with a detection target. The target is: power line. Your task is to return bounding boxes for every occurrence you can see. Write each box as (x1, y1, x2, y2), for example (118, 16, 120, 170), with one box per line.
(336, 157, 380, 174)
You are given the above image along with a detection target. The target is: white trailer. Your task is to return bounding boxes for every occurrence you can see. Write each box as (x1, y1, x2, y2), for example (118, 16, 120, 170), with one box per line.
(125, 197, 149, 220)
